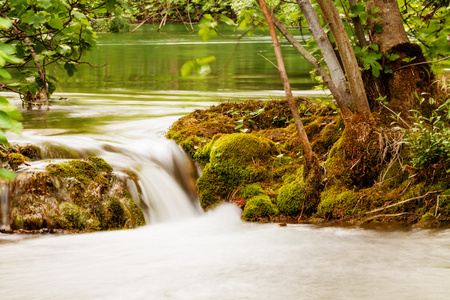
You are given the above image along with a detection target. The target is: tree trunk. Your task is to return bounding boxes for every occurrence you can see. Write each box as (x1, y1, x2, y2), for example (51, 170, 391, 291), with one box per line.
(366, 0, 409, 52)
(296, 0, 354, 112)
(349, 0, 368, 48)
(257, 0, 315, 164)
(365, 0, 437, 123)
(272, 16, 352, 119)
(316, 0, 371, 114)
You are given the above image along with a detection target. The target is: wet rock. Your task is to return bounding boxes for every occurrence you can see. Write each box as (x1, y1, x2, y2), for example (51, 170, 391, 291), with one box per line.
(7, 156, 146, 232)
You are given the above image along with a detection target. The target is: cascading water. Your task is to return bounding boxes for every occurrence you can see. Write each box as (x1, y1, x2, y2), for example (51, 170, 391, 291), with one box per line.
(8, 130, 202, 225)
(0, 180, 10, 229)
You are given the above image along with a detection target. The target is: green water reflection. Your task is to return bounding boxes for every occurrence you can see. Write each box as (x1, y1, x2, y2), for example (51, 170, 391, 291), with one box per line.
(18, 24, 318, 133)
(59, 24, 314, 94)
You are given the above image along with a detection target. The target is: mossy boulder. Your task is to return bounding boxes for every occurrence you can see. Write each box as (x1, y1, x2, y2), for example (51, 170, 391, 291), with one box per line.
(197, 133, 275, 210)
(9, 156, 145, 232)
(277, 180, 310, 217)
(242, 195, 279, 222)
(168, 99, 450, 227)
(316, 185, 361, 219)
(239, 183, 264, 199)
(7, 153, 27, 170)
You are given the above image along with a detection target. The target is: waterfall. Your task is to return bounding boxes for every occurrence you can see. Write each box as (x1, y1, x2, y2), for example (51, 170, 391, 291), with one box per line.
(12, 133, 202, 225)
(0, 180, 10, 229)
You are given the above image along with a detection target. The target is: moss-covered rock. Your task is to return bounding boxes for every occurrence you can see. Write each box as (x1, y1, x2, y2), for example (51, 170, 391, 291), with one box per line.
(197, 133, 275, 210)
(316, 185, 360, 219)
(239, 183, 264, 199)
(8, 156, 145, 232)
(19, 144, 42, 160)
(277, 180, 310, 217)
(242, 195, 279, 222)
(7, 153, 27, 170)
(168, 98, 450, 227)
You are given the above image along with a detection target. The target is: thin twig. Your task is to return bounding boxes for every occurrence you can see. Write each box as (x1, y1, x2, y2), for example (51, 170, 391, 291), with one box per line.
(359, 212, 420, 224)
(257, 52, 279, 70)
(365, 190, 441, 215)
(378, 101, 410, 128)
(393, 56, 450, 72)
(131, 13, 159, 33)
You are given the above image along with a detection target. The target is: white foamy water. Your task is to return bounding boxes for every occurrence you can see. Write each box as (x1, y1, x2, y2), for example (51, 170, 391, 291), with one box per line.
(0, 204, 449, 300)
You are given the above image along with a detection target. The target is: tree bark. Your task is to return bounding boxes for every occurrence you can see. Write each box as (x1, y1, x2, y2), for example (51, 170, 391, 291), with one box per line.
(272, 16, 352, 119)
(257, 0, 314, 163)
(349, 0, 368, 48)
(316, 0, 371, 114)
(366, 0, 409, 52)
(296, 0, 353, 112)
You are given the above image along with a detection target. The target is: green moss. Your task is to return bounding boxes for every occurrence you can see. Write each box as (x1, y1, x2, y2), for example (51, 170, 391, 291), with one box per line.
(239, 183, 264, 199)
(104, 198, 127, 229)
(317, 185, 360, 219)
(210, 133, 273, 166)
(276, 180, 309, 217)
(197, 133, 274, 210)
(324, 115, 381, 188)
(435, 194, 450, 221)
(46, 157, 112, 186)
(11, 214, 24, 230)
(87, 156, 113, 174)
(56, 202, 100, 231)
(242, 195, 279, 221)
(193, 135, 220, 166)
(380, 160, 409, 189)
(311, 120, 343, 156)
(19, 144, 42, 160)
(123, 196, 146, 227)
(8, 152, 26, 170)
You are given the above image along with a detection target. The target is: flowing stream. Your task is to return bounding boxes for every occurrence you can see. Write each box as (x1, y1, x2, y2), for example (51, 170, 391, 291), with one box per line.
(0, 24, 449, 299)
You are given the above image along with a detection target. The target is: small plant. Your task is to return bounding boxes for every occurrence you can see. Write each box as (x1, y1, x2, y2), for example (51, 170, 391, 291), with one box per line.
(403, 96, 450, 170)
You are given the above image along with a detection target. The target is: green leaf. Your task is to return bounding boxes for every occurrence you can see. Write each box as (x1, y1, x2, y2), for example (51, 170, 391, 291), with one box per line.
(0, 69, 11, 79)
(48, 18, 64, 30)
(0, 96, 23, 120)
(28, 13, 47, 29)
(64, 62, 77, 77)
(0, 18, 12, 29)
(374, 24, 384, 34)
(219, 14, 235, 26)
(37, 0, 52, 9)
(0, 110, 22, 135)
(199, 56, 216, 65)
(350, 4, 365, 18)
(181, 61, 196, 77)
(0, 168, 15, 180)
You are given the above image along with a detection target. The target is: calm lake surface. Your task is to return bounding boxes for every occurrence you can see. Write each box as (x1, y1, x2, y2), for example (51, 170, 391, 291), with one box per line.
(0, 24, 449, 300)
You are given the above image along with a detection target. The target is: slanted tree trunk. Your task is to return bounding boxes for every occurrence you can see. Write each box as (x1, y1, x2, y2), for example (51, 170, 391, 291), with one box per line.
(257, 0, 315, 164)
(272, 17, 352, 119)
(296, 0, 354, 113)
(316, 0, 371, 114)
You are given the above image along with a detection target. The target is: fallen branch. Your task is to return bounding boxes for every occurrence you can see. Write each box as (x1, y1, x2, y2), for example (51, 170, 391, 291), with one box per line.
(365, 190, 441, 215)
(358, 212, 420, 224)
(131, 13, 160, 33)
